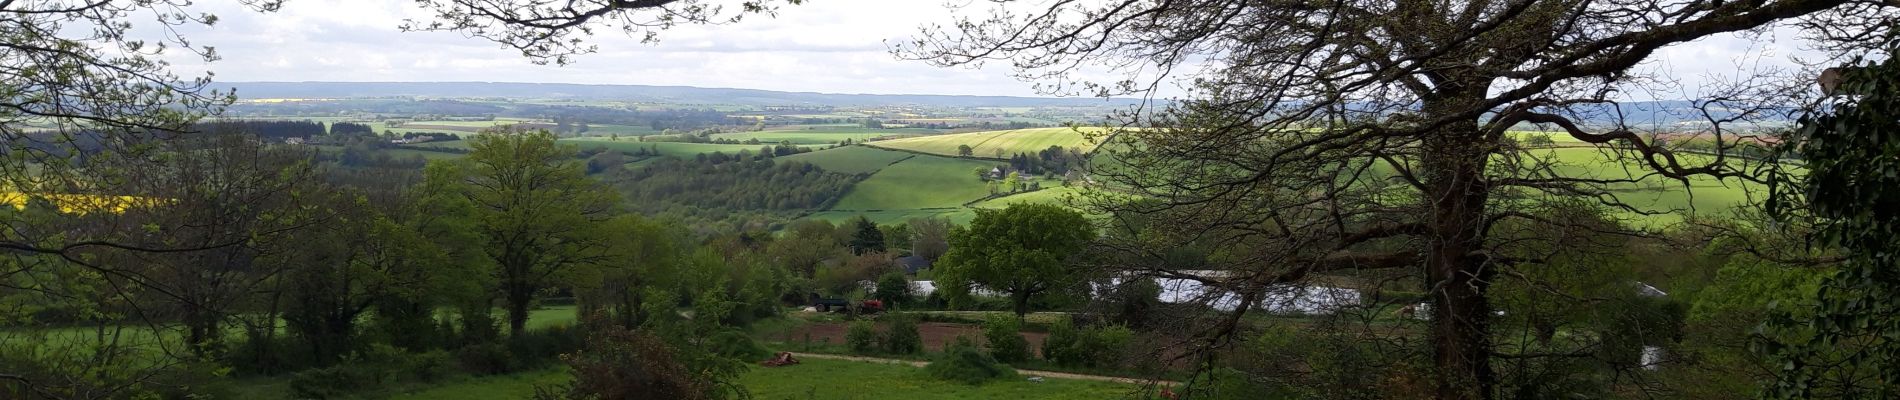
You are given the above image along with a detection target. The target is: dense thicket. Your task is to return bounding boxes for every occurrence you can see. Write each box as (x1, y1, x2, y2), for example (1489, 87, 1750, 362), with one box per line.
(612, 153, 856, 216)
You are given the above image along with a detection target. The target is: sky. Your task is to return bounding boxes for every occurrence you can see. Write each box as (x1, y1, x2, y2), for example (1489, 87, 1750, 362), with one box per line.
(154, 0, 1828, 99)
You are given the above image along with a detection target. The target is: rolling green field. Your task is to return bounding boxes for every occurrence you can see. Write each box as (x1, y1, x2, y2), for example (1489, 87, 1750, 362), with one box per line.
(866, 127, 1107, 158)
(829, 155, 996, 210)
(777, 146, 915, 175)
(970, 186, 1085, 210)
(1527, 147, 1764, 224)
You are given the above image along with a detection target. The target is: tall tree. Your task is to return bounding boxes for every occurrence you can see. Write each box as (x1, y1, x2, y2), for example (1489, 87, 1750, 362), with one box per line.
(847, 216, 886, 255)
(456, 127, 619, 336)
(901, 0, 1896, 398)
(908, 217, 952, 262)
(1762, 40, 1900, 398)
(937, 204, 1095, 319)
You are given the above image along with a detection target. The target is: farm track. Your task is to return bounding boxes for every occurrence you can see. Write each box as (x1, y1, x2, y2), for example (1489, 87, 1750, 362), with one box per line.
(788, 352, 1181, 386)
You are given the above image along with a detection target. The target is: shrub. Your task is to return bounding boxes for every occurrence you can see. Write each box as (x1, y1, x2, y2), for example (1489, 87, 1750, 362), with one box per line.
(883, 315, 924, 355)
(709, 330, 771, 361)
(507, 325, 585, 368)
(455, 342, 517, 375)
(289, 365, 371, 399)
(1042, 317, 1082, 365)
(1077, 324, 1134, 368)
(554, 326, 728, 400)
(874, 272, 913, 308)
(1109, 278, 1163, 328)
(927, 336, 1016, 385)
(981, 315, 1031, 363)
(410, 349, 458, 382)
(846, 320, 879, 354)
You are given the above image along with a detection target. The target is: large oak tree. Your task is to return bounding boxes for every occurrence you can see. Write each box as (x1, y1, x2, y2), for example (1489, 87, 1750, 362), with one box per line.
(896, 0, 1896, 398)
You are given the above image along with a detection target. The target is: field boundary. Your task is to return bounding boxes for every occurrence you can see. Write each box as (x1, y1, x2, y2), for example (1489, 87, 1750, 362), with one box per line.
(859, 143, 1012, 162)
(788, 352, 1180, 386)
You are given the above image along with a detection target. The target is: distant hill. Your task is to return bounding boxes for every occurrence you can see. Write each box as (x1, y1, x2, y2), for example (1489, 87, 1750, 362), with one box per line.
(213, 81, 1146, 108)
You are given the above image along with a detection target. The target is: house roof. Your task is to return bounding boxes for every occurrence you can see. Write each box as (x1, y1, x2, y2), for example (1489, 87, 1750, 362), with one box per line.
(896, 256, 932, 274)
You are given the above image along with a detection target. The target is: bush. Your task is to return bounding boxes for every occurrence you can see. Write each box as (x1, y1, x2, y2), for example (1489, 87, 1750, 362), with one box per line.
(709, 330, 770, 361)
(289, 365, 372, 399)
(410, 349, 458, 382)
(552, 326, 731, 400)
(507, 325, 585, 368)
(1077, 324, 1133, 368)
(927, 336, 1016, 385)
(455, 342, 517, 375)
(874, 272, 913, 308)
(883, 315, 924, 355)
(846, 320, 879, 354)
(1108, 278, 1162, 328)
(1042, 317, 1082, 365)
(981, 315, 1030, 363)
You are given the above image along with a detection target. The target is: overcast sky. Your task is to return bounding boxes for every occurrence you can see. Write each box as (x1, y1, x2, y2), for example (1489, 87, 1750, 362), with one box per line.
(158, 0, 1826, 99)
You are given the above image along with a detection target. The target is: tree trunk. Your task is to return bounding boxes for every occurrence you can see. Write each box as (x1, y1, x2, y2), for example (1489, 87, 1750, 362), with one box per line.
(1420, 93, 1497, 400)
(506, 281, 532, 337)
(1011, 290, 1032, 322)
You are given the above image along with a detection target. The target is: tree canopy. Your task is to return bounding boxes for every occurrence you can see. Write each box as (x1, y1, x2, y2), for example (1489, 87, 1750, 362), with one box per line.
(937, 203, 1095, 318)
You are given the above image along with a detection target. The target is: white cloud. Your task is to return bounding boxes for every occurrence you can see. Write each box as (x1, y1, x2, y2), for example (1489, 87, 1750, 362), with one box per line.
(145, 0, 1831, 99)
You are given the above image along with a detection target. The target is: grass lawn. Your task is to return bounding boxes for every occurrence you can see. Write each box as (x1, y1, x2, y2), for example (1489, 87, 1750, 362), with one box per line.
(867, 127, 1107, 158)
(829, 155, 995, 210)
(778, 146, 915, 175)
(742, 358, 1142, 400)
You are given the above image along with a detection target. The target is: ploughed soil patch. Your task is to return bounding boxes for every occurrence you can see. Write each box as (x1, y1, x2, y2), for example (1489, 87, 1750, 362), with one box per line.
(766, 321, 1051, 357)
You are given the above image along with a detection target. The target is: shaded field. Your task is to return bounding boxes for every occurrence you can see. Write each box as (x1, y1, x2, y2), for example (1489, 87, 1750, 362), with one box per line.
(778, 146, 914, 175)
(866, 128, 1106, 158)
(829, 155, 995, 210)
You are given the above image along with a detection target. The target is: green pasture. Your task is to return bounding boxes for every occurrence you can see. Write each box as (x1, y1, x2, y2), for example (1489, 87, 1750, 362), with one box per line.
(777, 146, 915, 175)
(970, 186, 1086, 210)
(866, 127, 1107, 158)
(829, 155, 996, 210)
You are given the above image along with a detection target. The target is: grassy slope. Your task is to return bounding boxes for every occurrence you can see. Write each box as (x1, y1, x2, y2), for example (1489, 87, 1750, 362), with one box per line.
(866, 128, 1106, 158)
(970, 186, 1085, 210)
(777, 146, 915, 175)
(829, 155, 994, 210)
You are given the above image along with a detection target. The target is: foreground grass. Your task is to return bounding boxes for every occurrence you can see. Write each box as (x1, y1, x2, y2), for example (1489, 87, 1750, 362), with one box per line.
(743, 358, 1143, 400)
